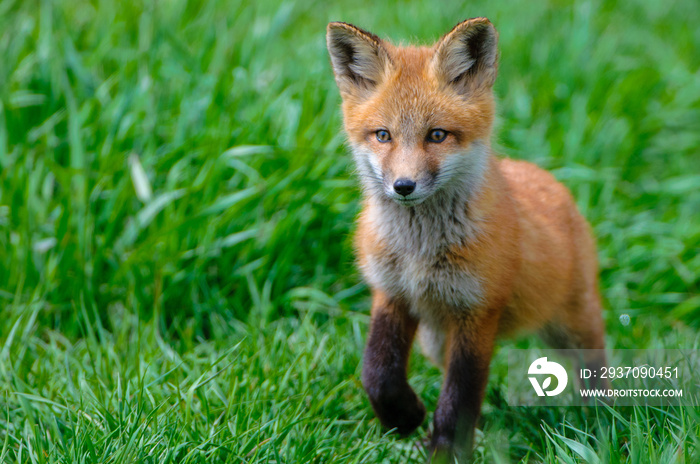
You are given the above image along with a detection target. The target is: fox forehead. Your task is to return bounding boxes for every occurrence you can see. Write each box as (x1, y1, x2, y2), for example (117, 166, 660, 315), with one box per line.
(342, 45, 494, 146)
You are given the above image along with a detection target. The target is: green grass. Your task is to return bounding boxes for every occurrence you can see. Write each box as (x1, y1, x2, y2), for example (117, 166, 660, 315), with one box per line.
(1, 0, 699, 462)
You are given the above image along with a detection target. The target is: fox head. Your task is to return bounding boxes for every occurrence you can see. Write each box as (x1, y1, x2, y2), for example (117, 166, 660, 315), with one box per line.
(327, 18, 498, 206)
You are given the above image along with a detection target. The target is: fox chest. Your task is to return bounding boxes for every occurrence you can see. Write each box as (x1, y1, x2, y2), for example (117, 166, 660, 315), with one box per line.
(363, 250, 484, 312)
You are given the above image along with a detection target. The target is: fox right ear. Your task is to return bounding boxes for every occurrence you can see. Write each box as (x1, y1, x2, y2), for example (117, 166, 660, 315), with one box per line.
(326, 22, 390, 97)
(432, 18, 498, 93)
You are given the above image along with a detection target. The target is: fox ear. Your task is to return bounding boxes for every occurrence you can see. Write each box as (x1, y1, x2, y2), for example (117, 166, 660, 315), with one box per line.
(432, 18, 498, 93)
(327, 22, 391, 97)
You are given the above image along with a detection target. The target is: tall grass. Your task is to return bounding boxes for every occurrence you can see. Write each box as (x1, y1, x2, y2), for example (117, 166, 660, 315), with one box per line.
(0, 0, 698, 462)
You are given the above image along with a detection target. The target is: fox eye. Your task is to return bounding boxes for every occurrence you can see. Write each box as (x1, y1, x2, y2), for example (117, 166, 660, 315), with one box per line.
(376, 130, 391, 143)
(427, 129, 447, 143)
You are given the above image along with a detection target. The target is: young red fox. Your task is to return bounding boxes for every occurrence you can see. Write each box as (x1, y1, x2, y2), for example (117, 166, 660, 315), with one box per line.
(326, 18, 607, 459)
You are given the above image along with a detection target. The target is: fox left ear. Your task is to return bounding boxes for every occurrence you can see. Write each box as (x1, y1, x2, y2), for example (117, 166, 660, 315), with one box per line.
(326, 22, 391, 98)
(432, 18, 498, 93)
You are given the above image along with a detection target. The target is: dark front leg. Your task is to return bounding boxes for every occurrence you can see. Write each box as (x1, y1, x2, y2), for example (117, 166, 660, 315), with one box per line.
(362, 291, 425, 436)
(431, 312, 499, 462)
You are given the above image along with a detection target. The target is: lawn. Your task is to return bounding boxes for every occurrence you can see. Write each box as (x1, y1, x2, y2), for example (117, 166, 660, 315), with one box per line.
(0, 0, 699, 462)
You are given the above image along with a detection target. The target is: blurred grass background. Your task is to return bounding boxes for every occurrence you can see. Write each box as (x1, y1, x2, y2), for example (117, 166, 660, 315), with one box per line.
(0, 0, 698, 462)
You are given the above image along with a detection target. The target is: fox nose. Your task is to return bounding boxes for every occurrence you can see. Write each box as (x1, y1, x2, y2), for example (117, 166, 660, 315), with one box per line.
(393, 178, 416, 197)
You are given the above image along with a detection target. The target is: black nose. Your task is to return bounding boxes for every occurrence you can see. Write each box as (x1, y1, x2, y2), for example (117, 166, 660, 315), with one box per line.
(393, 178, 416, 197)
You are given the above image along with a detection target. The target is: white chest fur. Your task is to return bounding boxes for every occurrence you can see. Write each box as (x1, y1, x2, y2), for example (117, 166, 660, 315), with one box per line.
(361, 188, 485, 317)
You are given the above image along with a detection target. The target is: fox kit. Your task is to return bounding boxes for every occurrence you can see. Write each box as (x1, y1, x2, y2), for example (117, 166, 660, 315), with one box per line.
(327, 18, 607, 459)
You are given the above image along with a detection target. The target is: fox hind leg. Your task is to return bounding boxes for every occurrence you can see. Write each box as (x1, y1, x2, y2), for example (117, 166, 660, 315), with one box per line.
(418, 322, 446, 367)
(539, 288, 609, 390)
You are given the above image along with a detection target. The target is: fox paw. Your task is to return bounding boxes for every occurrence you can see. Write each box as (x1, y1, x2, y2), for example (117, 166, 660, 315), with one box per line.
(370, 389, 426, 436)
